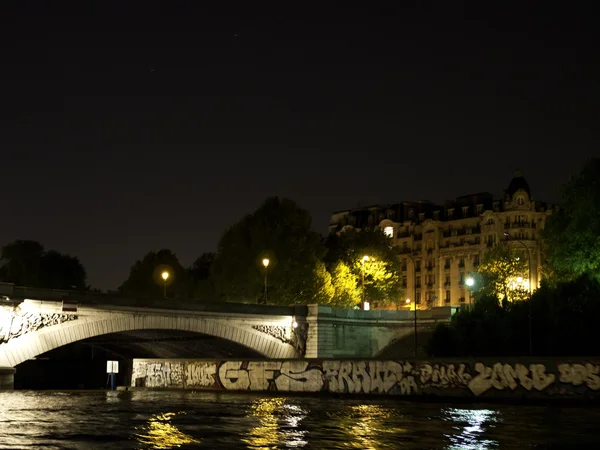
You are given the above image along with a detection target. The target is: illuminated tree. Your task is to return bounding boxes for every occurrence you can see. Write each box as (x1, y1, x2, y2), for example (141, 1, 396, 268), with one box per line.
(543, 158, 600, 283)
(325, 228, 402, 308)
(477, 243, 528, 302)
(329, 261, 361, 307)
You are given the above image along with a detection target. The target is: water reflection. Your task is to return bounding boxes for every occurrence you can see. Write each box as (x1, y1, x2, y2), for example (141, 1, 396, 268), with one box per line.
(443, 408, 499, 450)
(135, 412, 200, 449)
(329, 404, 405, 449)
(242, 398, 308, 449)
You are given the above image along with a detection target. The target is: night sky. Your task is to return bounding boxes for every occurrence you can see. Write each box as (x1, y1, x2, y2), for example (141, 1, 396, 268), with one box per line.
(1, 3, 598, 290)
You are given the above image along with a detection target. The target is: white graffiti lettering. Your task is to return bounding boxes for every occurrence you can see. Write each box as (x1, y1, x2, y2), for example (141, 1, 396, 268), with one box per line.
(558, 363, 600, 390)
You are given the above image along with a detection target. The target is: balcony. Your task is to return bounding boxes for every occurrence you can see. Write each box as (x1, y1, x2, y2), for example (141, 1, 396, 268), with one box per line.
(458, 263, 465, 269)
(443, 264, 450, 270)
(426, 282, 434, 288)
(444, 282, 451, 287)
(426, 265, 434, 271)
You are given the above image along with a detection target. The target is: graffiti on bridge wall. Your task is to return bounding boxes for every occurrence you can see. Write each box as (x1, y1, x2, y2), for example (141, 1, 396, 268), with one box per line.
(131, 359, 600, 398)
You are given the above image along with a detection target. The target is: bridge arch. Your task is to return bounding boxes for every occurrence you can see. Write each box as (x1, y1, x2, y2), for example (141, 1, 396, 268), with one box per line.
(0, 308, 300, 367)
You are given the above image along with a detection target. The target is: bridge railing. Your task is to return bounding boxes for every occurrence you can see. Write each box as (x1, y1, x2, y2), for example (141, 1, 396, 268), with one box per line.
(1, 282, 305, 316)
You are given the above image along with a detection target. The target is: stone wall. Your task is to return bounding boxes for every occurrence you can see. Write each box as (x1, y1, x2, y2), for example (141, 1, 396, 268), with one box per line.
(131, 358, 600, 401)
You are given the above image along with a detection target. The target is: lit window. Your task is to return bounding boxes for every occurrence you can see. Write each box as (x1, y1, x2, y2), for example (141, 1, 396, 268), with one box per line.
(383, 226, 393, 238)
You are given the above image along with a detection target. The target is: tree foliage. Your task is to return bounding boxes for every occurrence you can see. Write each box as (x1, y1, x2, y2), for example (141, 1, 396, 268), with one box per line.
(329, 261, 361, 308)
(428, 275, 600, 357)
(211, 197, 333, 305)
(118, 249, 188, 299)
(187, 253, 217, 301)
(477, 242, 529, 302)
(543, 158, 600, 283)
(0, 240, 86, 289)
(325, 228, 402, 308)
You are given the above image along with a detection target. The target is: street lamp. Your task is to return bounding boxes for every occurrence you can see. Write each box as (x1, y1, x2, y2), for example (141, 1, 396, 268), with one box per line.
(361, 255, 369, 310)
(403, 253, 418, 357)
(161, 271, 169, 299)
(405, 298, 417, 358)
(262, 258, 270, 304)
(504, 231, 533, 355)
(466, 276, 475, 307)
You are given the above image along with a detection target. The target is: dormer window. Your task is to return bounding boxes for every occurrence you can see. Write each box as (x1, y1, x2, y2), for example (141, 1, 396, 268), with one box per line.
(517, 196, 525, 206)
(462, 206, 469, 216)
(418, 213, 425, 221)
(433, 211, 440, 220)
(448, 208, 454, 219)
(476, 204, 483, 214)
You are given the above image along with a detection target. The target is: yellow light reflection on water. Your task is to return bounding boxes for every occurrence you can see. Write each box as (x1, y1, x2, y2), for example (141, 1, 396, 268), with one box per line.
(330, 404, 406, 449)
(242, 398, 308, 449)
(135, 412, 199, 449)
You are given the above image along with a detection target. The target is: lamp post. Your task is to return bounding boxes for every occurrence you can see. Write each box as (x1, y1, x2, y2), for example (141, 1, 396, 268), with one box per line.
(466, 276, 475, 307)
(504, 232, 533, 355)
(403, 253, 418, 357)
(262, 258, 270, 305)
(361, 255, 369, 310)
(161, 271, 169, 299)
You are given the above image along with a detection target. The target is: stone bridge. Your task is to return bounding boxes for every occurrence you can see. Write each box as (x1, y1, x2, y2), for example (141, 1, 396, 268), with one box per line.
(0, 295, 455, 388)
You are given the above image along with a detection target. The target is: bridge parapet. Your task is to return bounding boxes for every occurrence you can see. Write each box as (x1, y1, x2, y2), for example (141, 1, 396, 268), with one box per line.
(305, 305, 456, 359)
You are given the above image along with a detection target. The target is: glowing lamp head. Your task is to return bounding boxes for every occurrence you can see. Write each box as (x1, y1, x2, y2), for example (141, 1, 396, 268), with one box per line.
(405, 298, 411, 304)
(362, 255, 369, 263)
(292, 321, 298, 329)
(466, 277, 474, 287)
(161, 271, 169, 281)
(517, 276, 524, 283)
(262, 258, 270, 268)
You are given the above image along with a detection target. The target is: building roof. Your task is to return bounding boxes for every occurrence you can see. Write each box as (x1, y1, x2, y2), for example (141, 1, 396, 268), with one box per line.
(506, 170, 531, 196)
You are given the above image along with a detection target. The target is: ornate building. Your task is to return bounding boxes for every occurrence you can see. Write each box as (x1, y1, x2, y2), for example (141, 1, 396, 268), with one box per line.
(329, 172, 553, 309)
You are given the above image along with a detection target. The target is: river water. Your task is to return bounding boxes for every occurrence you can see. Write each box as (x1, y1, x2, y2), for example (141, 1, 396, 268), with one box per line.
(0, 391, 599, 449)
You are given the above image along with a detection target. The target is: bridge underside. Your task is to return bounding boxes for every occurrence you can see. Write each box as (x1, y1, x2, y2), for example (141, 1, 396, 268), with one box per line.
(36, 329, 264, 361)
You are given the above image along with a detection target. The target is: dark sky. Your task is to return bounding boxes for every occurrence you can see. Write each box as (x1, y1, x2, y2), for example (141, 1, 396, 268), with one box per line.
(1, 3, 598, 290)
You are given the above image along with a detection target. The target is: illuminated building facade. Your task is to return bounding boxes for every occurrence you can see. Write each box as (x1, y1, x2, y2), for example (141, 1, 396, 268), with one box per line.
(329, 172, 553, 308)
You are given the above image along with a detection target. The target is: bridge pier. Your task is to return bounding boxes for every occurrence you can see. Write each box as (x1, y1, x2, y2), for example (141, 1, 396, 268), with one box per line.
(0, 367, 15, 389)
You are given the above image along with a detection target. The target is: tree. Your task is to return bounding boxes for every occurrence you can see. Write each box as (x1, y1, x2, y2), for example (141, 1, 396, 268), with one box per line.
(0, 240, 44, 286)
(325, 228, 402, 308)
(188, 252, 217, 301)
(543, 158, 600, 283)
(119, 249, 188, 299)
(211, 197, 333, 305)
(38, 251, 87, 290)
(477, 242, 528, 302)
(0, 240, 86, 289)
(427, 275, 600, 357)
(329, 261, 361, 308)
